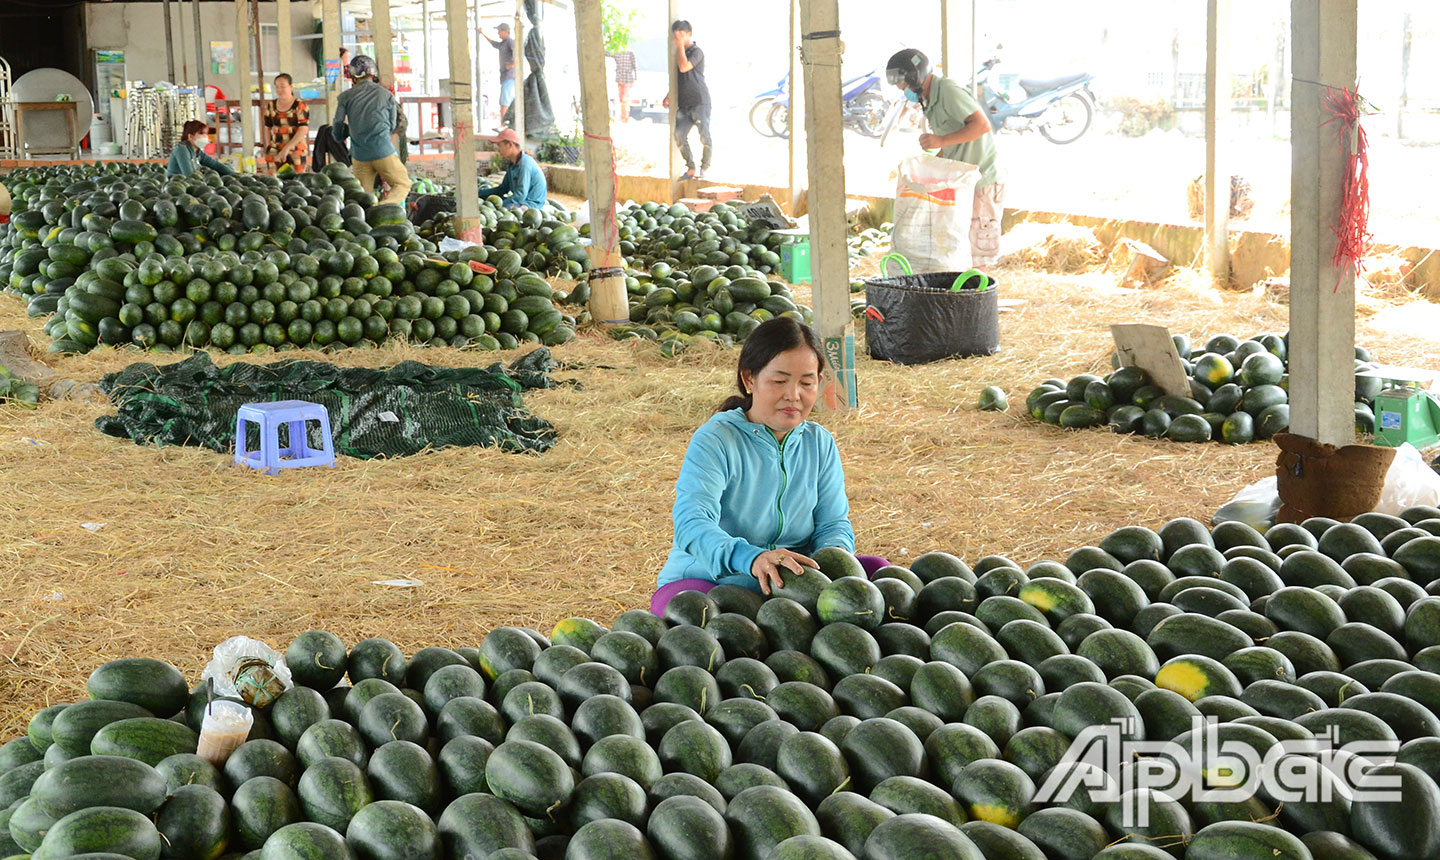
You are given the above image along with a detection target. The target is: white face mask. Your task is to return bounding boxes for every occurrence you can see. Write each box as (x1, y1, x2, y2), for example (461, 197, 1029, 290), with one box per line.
(194, 136, 210, 148)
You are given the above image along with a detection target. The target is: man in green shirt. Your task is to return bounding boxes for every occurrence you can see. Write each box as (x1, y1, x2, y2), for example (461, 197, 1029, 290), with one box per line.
(887, 48, 1003, 267)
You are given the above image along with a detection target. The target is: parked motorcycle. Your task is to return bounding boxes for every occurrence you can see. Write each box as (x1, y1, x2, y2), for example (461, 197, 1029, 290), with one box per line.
(976, 55, 1096, 143)
(751, 70, 892, 139)
(750, 74, 789, 138)
(880, 53, 1096, 146)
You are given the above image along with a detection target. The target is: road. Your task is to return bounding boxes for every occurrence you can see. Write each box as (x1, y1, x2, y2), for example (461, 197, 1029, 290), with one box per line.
(606, 106, 1440, 249)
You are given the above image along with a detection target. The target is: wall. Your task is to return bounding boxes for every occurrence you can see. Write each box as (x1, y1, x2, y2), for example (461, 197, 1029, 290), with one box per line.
(84, 1, 315, 92)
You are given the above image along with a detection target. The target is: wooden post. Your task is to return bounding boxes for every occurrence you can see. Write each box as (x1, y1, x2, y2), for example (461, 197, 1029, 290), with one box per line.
(939, 0, 964, 79)
(971, 0, 977, 94)
(1398, 11, 1412, 139)
(513, 0, 525, 141)
(1205, 0, 1230, 287)
(422, 0, 433, 94)
(1289, 0, 1357, 447)
(574, 0, 627, 326)
(472, 0, 483, 124)
(163, 0, 177, 83)
(446, 0, 481, 243)
(277, 0, 294, 78)
(193, 0, 206, 96)
(250, 0, 266, 150)
(177, 0, 190, 82)
(786, 0, 806, 215)
(666, 0, 679, 202)
(372, 0, 395, 89)
(1268, 18, 1285, 137)
(321, 0, 340, 118)
(800, 0, 857, 410)
(236, 0, 254, 171)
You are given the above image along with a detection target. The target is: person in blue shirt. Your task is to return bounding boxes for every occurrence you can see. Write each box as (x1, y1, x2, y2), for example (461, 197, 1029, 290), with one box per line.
(166, 120, 236, 177)
(652, 317, 880, 615)
(332, 54, 411, 205)
(477, 128, 548, 210)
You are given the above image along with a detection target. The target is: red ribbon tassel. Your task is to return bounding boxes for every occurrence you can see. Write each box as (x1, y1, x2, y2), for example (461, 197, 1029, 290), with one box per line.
(1321, 85, 1374, 291)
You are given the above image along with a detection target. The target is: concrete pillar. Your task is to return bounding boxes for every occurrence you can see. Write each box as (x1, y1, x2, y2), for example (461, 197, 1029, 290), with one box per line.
(372, 0, 395, 89)
(800, 0, 857, 410)
(446, 0, 481, 242)
(513, 0, 526, 141)
(573, 0, 627, 326)
(786, 0, 806, 214)
(322, 0, 341, 118)
(1289, 0, 1358, 446)
(1205, 0, 1231, 287)
(277, 0, 294, 78)
(236, 0, 254, 170)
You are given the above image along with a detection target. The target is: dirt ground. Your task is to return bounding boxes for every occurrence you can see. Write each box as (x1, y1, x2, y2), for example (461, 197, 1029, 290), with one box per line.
(1, 254, 1438, 738)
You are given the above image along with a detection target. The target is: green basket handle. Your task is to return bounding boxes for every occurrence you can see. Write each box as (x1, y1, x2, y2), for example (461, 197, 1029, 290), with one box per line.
(951, 268, 993, 291)
(878, 253, 912, 278)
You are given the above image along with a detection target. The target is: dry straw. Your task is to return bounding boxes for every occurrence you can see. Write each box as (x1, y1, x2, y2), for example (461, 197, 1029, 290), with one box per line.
(1, 261, 1437, 737)
(1003, 222, 1106, 273)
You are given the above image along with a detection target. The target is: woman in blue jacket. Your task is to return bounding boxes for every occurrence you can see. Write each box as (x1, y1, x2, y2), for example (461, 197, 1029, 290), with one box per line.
(652, 317, 883, 615)
(166, 120, 236, 177)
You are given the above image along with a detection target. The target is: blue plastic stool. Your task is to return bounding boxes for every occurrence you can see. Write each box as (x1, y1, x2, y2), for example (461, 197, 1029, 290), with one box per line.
(234, 400, 335, 475)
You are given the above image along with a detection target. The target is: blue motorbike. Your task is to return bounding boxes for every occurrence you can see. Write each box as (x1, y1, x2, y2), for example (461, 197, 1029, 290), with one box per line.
(751, 70, 892, 139)
(749, 74, 789, 138)
(975, 54, 1096, 144)
(880, 53, 1096, 146)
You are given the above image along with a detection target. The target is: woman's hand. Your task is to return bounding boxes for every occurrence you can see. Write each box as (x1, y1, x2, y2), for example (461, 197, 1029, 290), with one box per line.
(750, 549, 819, 596)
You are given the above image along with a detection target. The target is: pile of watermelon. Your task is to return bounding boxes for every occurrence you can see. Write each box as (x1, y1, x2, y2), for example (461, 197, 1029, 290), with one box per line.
(0, 162, 578, 355)
(1024, 332, 1387, 444)
(611, 203, 787, 276)
(7, 509, 1440, 860)
(563, 260, 814, 356)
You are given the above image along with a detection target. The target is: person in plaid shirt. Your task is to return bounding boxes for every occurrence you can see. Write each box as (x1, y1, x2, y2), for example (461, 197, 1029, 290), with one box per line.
(263, 73, 311, 173)
(611, 50, 637, 123)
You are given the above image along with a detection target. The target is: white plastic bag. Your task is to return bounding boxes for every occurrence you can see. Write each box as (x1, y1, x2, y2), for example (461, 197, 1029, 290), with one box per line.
(890, 154, 981, 274)
(1213, 476, 1280, 531)
(1375, 443, 1440, 515)
(437, 236, 478, 253)
(201, 636, 292, 706)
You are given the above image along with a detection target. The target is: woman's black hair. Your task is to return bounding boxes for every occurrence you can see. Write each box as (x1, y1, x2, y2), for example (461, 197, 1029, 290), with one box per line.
(274, 72, 293, 85)
(718, 317, 826, 413)
(180, 119, 209, 141)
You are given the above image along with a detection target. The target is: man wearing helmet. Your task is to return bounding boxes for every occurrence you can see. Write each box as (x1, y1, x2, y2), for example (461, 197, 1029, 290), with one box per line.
(332, 54, 412, 205)
(886, 48, 1003, 267)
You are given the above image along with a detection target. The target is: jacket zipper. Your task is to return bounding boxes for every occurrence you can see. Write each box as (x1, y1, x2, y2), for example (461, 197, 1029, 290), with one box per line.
(768, 431, 789, 550)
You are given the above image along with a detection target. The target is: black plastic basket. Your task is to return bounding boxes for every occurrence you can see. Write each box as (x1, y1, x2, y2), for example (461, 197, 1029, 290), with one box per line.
(864, 261, 1000, 365)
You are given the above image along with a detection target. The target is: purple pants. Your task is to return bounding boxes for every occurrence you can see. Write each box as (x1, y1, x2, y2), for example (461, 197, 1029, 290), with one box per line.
(651, 554, 889, 616)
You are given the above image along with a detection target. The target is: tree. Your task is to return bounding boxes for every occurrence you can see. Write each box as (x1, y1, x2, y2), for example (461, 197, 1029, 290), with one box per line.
(601, 2, 639, 56)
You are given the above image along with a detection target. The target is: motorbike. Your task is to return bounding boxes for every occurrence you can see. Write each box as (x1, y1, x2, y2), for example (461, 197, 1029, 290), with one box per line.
(880, 53, 1097, 146)
(751, 70, 892, 139)
(749, 74, 790, 138)
(975, 55, 1096, 143)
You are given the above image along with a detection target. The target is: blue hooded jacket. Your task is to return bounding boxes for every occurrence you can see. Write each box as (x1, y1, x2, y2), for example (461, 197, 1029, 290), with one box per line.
(658, 408, 855, 588)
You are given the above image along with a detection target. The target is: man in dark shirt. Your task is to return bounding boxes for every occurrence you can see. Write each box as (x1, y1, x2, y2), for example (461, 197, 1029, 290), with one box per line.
(662, 20, 711, 180)
(485, 23, 517, 113)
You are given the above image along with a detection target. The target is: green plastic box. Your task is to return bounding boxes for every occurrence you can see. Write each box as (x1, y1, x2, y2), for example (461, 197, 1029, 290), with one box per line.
(1374, 387, 1440, 448)
(779, 237, 811, 283)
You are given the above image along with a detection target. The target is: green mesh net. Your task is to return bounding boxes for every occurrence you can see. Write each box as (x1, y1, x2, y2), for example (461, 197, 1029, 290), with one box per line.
(96, 349, 563, 458)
